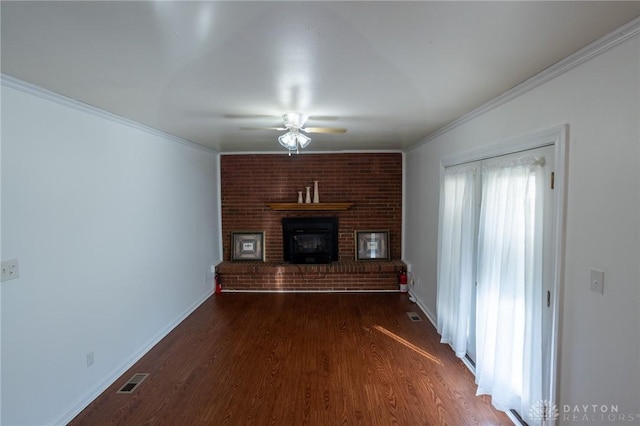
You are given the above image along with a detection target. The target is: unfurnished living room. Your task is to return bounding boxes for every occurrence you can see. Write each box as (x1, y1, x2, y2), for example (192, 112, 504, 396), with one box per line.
(2, 2, 640, 425)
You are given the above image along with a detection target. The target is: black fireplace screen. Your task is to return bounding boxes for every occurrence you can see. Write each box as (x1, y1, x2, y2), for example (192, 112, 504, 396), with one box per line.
(282, 217, 338, 264)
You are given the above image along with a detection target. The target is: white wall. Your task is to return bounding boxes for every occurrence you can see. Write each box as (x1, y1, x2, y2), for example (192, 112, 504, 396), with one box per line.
(1, 82, 221, 425)
(405, 33, 640, 420)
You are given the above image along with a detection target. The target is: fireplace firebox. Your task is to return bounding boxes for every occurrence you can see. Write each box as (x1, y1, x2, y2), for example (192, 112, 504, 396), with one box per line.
(282, 217, 339, 264)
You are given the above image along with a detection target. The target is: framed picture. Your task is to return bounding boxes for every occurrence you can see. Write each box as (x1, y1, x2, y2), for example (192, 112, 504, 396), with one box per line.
(231, 231, 265, 261)
(355, 230, 389, 260)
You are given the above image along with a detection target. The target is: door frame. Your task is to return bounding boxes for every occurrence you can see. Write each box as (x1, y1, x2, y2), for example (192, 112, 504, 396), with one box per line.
(438, 124, 568, 412)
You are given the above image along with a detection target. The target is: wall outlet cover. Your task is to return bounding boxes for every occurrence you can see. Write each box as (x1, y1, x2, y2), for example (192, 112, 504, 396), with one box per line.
(590, 269, 604, 295)
(1, 259, 20, 281)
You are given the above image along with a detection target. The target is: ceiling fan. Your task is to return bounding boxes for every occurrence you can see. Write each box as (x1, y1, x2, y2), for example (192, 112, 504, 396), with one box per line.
(240, 112, 347, 155)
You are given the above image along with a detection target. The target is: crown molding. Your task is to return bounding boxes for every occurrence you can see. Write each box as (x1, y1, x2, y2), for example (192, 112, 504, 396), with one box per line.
(408, 16, 640, 150)
(218, 149, 404, 156)
(0, 74, 217, 155)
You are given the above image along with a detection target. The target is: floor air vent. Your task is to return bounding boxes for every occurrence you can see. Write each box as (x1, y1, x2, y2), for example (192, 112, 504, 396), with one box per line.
(406, 312, 422, 322)
(117, 373, 149, 394)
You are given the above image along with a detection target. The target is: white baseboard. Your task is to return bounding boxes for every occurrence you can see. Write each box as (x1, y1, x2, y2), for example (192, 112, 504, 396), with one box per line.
(52, 290, 214, 426)
(408, 290, 437, 328)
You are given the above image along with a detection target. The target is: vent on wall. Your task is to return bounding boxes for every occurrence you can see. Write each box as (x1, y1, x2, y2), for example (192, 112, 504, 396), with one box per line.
(117, 373, 149, 394)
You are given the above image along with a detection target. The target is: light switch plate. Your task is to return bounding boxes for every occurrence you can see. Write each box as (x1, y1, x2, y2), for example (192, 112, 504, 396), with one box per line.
(590, 269, 604, 295)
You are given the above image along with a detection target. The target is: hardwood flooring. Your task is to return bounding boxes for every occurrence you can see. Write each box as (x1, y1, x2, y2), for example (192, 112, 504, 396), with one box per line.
(70, 293, 512, 425)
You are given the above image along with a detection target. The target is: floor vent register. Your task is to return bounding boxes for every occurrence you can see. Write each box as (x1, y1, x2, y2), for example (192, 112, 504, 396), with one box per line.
(117, 373, 149, 394)
(406, 312, 422, 322)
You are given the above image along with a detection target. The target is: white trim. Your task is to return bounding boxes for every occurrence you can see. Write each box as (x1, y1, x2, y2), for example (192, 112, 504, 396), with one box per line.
(441, 124, 566, 168)
(548, 124, 568, 410)
(215, 154, 224, 262)
(410, 290, 437, 327)
(219, 149, 404, 156)
(0, 74, 217, 155)
(409, 17, 640, 150)
(51, 290, 214, 426)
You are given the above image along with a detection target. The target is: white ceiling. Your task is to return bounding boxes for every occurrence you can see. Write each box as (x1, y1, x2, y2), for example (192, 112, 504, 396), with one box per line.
(2, 1, 639, 153)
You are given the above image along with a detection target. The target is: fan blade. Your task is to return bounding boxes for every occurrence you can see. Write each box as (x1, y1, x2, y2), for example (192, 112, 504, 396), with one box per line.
(302, 127, 347, 134)
(307, 115, 339, 121)
(225, 114, 281, 120)
(239, 126, 287, 131)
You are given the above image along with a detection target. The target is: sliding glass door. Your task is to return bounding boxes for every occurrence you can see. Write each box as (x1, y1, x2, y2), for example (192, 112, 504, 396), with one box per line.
(437, 144, 556, 425)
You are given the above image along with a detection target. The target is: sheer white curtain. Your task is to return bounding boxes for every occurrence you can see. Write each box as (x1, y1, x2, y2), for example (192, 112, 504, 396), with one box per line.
(437, 165, 477, 358)
(474, 157, 545, 424)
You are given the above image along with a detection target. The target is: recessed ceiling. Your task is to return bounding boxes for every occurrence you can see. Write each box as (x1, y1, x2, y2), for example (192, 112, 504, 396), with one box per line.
(2, 1, 639, 152)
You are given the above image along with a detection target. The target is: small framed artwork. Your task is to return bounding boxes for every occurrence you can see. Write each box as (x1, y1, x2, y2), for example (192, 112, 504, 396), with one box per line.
(355, 230, 389, 260)
(231, 231, 265, 261)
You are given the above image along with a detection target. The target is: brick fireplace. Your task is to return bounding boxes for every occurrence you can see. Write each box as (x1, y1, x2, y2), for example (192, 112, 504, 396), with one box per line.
(282, 216, 339, 264)
(216, 152, 404, 291)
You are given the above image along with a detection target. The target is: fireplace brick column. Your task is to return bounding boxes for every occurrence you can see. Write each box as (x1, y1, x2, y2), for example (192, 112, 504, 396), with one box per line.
(219, 153, 403, 291)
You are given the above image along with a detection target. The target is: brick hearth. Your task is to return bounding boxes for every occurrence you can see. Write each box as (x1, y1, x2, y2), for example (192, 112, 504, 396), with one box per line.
(215, 260, 406, 292)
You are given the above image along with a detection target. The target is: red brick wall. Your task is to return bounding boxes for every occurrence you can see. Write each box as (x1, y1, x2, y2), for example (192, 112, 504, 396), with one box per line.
(215, 260, 407, 291)
(220, 153, 403, 262)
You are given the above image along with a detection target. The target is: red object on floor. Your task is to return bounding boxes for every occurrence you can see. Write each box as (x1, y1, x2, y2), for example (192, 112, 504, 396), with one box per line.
(215, 273, 222, 295)
(398, 270, 408, 293)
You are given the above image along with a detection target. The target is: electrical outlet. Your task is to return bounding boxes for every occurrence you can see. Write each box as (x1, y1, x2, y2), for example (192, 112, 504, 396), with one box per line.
(590, 269, 604, 295)
(1, 259, 20, 281)
(411, 274, 419, 287)
(86, 351, 95, 367)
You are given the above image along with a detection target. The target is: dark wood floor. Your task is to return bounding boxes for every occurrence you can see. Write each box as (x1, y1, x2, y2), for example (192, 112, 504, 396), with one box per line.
(70, 293, 511, 425)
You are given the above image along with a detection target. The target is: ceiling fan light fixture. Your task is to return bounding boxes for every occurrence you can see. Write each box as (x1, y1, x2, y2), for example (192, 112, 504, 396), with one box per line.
(283, 112, 308, 129)
(297, 132, 311, 148)
(278, 129, 311, 155)
(238, 110, 341, 153)
(278, 132, 297, 150)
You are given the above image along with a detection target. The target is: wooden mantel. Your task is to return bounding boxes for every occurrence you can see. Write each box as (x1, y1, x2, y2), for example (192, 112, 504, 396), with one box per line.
(268, 202, 353, 211)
